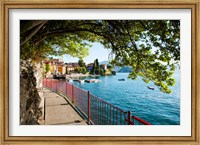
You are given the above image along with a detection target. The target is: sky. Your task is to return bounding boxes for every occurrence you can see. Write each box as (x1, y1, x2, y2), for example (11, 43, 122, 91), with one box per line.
(53, 42, 111, 64)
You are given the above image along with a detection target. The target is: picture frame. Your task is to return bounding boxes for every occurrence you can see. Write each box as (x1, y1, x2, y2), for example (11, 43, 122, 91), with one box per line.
(0, 0, 199, 144)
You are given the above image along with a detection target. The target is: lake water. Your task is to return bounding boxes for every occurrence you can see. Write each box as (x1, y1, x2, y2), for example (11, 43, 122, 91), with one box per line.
(73, 71, 180, 125)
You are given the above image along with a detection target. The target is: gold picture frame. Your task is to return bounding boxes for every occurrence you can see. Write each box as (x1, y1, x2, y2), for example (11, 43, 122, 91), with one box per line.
(0, 0, 199, 144)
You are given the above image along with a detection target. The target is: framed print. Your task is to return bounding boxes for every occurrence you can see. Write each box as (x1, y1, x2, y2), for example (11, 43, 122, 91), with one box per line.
(0, 0, 199, 144)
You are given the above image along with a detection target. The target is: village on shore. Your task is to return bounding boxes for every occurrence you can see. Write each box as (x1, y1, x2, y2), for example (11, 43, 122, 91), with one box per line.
(43, 58, 116, 81)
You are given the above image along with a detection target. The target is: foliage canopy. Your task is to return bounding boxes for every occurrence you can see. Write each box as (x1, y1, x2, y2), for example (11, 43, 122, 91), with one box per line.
(78, 59, 85, 67)
(44, 64, 50, 74)
(20, 20, 180, 93)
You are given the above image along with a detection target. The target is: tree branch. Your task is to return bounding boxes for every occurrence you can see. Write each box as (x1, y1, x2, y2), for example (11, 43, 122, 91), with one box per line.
(20, 20, 47, 34)
(20, 21, 47, 46)
(33, 28, 118, 51)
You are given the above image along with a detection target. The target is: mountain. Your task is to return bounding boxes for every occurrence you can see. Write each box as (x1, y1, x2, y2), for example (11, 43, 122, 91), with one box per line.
(99, 61, 132, 72)
(99, 60, 109, 65)
(113, 66, 122, 72)
(118, 66, 132, 73)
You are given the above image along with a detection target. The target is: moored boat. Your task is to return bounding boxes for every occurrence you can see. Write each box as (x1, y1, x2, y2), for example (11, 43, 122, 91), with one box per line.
(78, 80, 85, 83)
(85, 79, 100, 83)
(147, 86, 154, 90)
(118, 78, 125, 81)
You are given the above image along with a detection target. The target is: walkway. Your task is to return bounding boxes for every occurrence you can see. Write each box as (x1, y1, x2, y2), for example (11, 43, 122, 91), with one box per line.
(43, 88, 87, 125)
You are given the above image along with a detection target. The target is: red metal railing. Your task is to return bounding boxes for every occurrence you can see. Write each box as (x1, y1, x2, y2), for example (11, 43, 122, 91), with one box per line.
(89, 93, 128, 125)
(43, 78, 151, 125)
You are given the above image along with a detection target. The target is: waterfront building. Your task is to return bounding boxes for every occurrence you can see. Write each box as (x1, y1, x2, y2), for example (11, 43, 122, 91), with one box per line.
(43, 59, 66, 75)
(86, 63, 94, 72)
(100, 64, 107, 70)
(65, 62, 80, 74)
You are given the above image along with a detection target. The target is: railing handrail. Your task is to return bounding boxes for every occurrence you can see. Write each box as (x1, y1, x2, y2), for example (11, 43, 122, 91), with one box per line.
(73, 85, 88, 93)
(68, 81, 126, 114)
(132, 116, 151, 125)
(43, 78, 151, 125)
(89, 92, 127, 113)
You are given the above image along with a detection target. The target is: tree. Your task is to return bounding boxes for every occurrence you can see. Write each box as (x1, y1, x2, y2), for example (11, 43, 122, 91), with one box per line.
(82, 67, 87, 74)
(95, 59, 100, 75)
(44, 64, 50, 74)
(78, 59, 85, 67)
(74, 67, 87, 74)
(107, 65, 112, 70)
(48, 57, 53, 60)
(92, 59, 97, 75)
(20, 20, 180, 93)
(91, 59, 100, 75)
(100, 68, 106, 76)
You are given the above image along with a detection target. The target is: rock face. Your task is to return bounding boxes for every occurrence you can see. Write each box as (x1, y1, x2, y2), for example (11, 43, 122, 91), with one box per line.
(20, 59, 44, 125)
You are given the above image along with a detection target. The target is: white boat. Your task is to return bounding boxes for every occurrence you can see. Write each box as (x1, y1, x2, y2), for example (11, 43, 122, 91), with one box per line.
(94, 80, 99, 83)
(68, 79, 73, 83)
(85, 79, 100, 83)
(78, 80, 85, 83)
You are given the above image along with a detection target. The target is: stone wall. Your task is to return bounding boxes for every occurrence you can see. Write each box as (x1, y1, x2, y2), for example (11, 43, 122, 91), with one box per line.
(20, 59, 44, 125)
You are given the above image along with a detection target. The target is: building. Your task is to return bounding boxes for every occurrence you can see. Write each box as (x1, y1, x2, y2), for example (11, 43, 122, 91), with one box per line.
(54, 60, 65, 75)
(65, 62, 80, 74)
(57, 64, 66, 75)
(86, 63, 94, 72)
(43, 59, 66, 75)
(65, 64, 74, 74)
(100, 64, 107, 70)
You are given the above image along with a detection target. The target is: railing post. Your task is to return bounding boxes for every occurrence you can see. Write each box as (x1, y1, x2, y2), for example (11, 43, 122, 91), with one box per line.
(72, 84, 74, 103)
(44, 95, 46, 121)
(88, 91, 90, 125)
(47, 79, 49, 88)
(127, 111, 131, 125)
(53, 79, 54, 90)
(55, 80, 58, 92)
(66, 82, 68, 97)
(51, 79, 52, 90)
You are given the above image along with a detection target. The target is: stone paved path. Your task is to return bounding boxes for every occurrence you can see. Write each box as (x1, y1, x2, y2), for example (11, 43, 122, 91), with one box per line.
(44, 88, 87, 125)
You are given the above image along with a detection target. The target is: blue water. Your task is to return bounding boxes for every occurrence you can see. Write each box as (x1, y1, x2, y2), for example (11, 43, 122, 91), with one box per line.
(73, 70, 180, 125)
